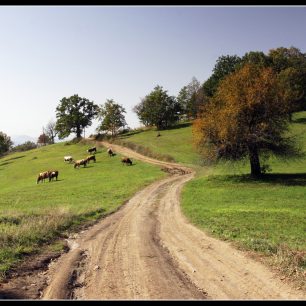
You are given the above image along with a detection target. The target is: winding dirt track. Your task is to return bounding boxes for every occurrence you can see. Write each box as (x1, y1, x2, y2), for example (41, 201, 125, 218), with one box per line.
(41, 142, 305, 300)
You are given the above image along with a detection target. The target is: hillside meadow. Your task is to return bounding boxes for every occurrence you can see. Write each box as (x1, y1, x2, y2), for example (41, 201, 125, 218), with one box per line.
(0, 141, 165, 278)
(115, 122, 200, 166)
(119, 112, 306, 287)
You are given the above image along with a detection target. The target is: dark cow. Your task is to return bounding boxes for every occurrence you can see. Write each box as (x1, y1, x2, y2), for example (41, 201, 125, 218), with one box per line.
(121, 157, 132, 166)
(74, 159, 88, 168)
(37, 171, 49, 184)
(49, 170, 59, 182)
(87, 147, 97, 154)
(86, 155, 96, 163)
(107, 148, 114, 157)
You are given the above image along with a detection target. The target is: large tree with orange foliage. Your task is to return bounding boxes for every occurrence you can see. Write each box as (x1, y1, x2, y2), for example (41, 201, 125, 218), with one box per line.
(193, 64, 300, 177)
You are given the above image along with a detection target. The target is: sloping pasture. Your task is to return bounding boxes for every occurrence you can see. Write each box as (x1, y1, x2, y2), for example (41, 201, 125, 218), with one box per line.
(0, 141, 165, 277)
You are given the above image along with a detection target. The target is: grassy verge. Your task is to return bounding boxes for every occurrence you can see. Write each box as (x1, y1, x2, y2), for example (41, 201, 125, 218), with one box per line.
(181, 174, 306, 287)
(0, 140, 165, 278)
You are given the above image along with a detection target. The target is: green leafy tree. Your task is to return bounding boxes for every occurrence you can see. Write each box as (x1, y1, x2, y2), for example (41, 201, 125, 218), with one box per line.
(97, 99, 127, 137)
(55, 94, 99, 139)
(133, 85, 181, 130)
(177, 86, 188, 119)
(268, 46, 306, 112)
(278, 67, 305, 120)
(268, 46, 306, 72)
(177, 77, 204, 120)
(240, 51, 271, 68)
(0, 132, 13, 156)
(202, 55, 242, 97)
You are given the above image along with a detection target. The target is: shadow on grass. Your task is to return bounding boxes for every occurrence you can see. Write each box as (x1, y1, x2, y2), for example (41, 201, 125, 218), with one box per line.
(6, 155, 26, 161)
(0, 161, 12, 167)
(119, 129, 144, 138)
(0, 155, 26, 167)
(118, 122, 192, 138)
(293, 117, 306, 124)
(220, 173, 306, 186)
(161, 122, 192, 131)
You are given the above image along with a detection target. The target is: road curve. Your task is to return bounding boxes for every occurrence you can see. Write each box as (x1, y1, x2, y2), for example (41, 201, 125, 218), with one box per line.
(41, 141, 305, 300)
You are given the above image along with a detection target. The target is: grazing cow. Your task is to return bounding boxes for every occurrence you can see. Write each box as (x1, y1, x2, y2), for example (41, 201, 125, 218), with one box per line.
(86, 155, 96, 163)
(49, 170, 59, 182)
(37, 171, 49, 184)
(121, 157, 133, 166)
(87, 147, 97, 154)
(64, 156, 73, 163)
(74, 159, 87, 168)
(107, 148, 114, 157)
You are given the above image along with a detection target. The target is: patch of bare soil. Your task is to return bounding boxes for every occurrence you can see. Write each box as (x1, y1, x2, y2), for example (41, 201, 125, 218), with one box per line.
(0, 248, 66, 299)
(1, 140, 305, 300)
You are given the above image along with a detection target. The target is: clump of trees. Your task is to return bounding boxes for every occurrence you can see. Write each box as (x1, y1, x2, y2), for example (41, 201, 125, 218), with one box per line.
(193, 63, 301, 177)
(133, 85, 181, 130)
(202, 47, 306, 114)
(54, 94, 129, 140)
(55, 94, 99, 139)
(0, 132, 13, 156)
(96, 99, 127, 137)
(177, 77, 206, 120)
(192, 46, 306, 177)
(37, 133, 51, 147)
(12, 141, 37, 152)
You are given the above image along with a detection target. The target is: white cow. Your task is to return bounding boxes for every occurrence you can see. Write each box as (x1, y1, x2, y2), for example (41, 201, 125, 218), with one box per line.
(64, 156, 73, 163)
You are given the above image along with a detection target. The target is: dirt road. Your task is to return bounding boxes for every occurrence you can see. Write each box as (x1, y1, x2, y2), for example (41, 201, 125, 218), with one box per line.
(38, 141, 306, 300)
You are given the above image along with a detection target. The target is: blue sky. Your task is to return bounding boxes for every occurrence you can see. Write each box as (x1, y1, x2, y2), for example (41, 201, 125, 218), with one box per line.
(1, 5, 306, 142)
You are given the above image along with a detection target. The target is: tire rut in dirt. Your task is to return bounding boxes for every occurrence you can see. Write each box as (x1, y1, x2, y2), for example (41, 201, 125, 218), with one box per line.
(69, 177, 207, 300)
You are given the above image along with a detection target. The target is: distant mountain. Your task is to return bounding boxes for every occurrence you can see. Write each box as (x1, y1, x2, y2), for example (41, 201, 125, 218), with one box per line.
(11, 135, 36, 146)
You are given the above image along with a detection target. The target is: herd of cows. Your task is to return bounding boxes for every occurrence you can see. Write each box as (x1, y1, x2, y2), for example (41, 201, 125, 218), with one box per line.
(36, 146, 133, 184)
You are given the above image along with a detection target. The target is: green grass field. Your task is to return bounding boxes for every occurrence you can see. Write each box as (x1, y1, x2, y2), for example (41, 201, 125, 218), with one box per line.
(120, 112, 306, 286)
(0, 141, 165, 277)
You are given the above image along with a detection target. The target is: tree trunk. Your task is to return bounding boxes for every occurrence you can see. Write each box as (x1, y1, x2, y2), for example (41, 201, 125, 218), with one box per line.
(76, 126, 82, 138)
(248, 144, 261, 177)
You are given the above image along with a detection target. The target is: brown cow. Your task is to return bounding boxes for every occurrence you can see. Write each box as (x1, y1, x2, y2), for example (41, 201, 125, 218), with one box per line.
(121, 157, 132, 166)
(86, 155, 96, 163)
(48, 170, 59, 182)
(37, 171, 49, 184)
(74, 159, 87, 168)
